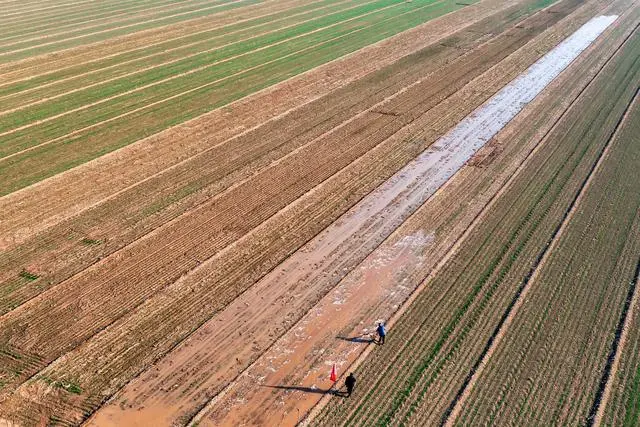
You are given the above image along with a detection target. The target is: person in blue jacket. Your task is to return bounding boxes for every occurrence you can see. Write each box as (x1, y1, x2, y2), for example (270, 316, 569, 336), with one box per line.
(376, 322, 386, 345)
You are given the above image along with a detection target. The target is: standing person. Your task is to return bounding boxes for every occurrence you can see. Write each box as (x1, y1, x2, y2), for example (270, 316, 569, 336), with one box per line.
(345, 372, 356, 397)
(377, 322, 386, 345)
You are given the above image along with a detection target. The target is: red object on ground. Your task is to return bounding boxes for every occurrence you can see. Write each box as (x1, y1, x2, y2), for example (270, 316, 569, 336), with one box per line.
(330, 364, 337, 382)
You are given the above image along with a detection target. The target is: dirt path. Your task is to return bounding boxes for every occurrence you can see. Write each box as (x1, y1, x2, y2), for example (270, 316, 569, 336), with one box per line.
(0, 0, 507, 249)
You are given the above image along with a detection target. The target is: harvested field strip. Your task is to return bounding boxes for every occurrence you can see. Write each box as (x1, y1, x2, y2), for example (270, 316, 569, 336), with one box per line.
(0, 0, 396, 113)
(0, 0, 574, 320)
(0, 0, 470, 194)
(0, 0, 233, 43)
(0, 0, 258, 63)
(452, 86, 640, 426)
(314, 11, 638, 426)
(0, 2, 587, 422)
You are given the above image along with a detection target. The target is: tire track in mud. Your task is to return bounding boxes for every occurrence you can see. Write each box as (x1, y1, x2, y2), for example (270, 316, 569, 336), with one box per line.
(443, 75, 639, 427)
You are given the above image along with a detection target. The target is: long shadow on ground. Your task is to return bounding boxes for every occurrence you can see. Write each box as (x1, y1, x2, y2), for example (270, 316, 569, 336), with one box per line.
(264, 385, 347, 397)
(336, 335, 376, 344)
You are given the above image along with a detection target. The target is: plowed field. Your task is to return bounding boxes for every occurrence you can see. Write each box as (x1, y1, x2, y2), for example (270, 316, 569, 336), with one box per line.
(0, 0, 638, 426)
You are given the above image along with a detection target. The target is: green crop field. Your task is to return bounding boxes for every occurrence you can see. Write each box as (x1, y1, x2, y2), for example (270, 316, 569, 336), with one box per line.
(1, 0, 638, 425)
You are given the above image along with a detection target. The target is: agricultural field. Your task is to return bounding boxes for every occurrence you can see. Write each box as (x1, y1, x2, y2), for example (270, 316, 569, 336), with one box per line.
(0, 0, 638, 426)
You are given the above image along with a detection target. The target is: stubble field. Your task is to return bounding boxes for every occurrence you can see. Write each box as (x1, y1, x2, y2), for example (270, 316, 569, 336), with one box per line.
(0, 0, 638, 425)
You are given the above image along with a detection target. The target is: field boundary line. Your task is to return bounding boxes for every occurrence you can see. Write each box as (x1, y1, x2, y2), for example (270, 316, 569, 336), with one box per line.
(588, 89, 640, 427)
(0, 0, 248, 57)
(303, 11, 629, 426)
(0, 0, 223, 45)
(441, 46, 638, 427)
(0, 0, 375, 117)
(0, 0, 421, 148)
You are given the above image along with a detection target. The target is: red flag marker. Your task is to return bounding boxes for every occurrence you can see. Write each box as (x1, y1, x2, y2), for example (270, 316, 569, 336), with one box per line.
(330, 364, 337, 382)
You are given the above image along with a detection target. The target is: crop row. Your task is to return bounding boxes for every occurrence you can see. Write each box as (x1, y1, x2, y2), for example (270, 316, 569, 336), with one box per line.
(0, 1, 579, 422)
(313, 5, 638, 425)
(588, 93, 640, 427)
(451, 65, 640, 426)
(0, 0, 469, 195)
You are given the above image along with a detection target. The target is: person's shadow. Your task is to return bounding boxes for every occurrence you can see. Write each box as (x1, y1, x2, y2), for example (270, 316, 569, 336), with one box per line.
(336, 335, 375, 344)
(263, 385, 349, 397)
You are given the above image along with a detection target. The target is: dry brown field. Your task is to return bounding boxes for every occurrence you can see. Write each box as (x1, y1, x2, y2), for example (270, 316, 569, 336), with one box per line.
(0, 0, 638, 426)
